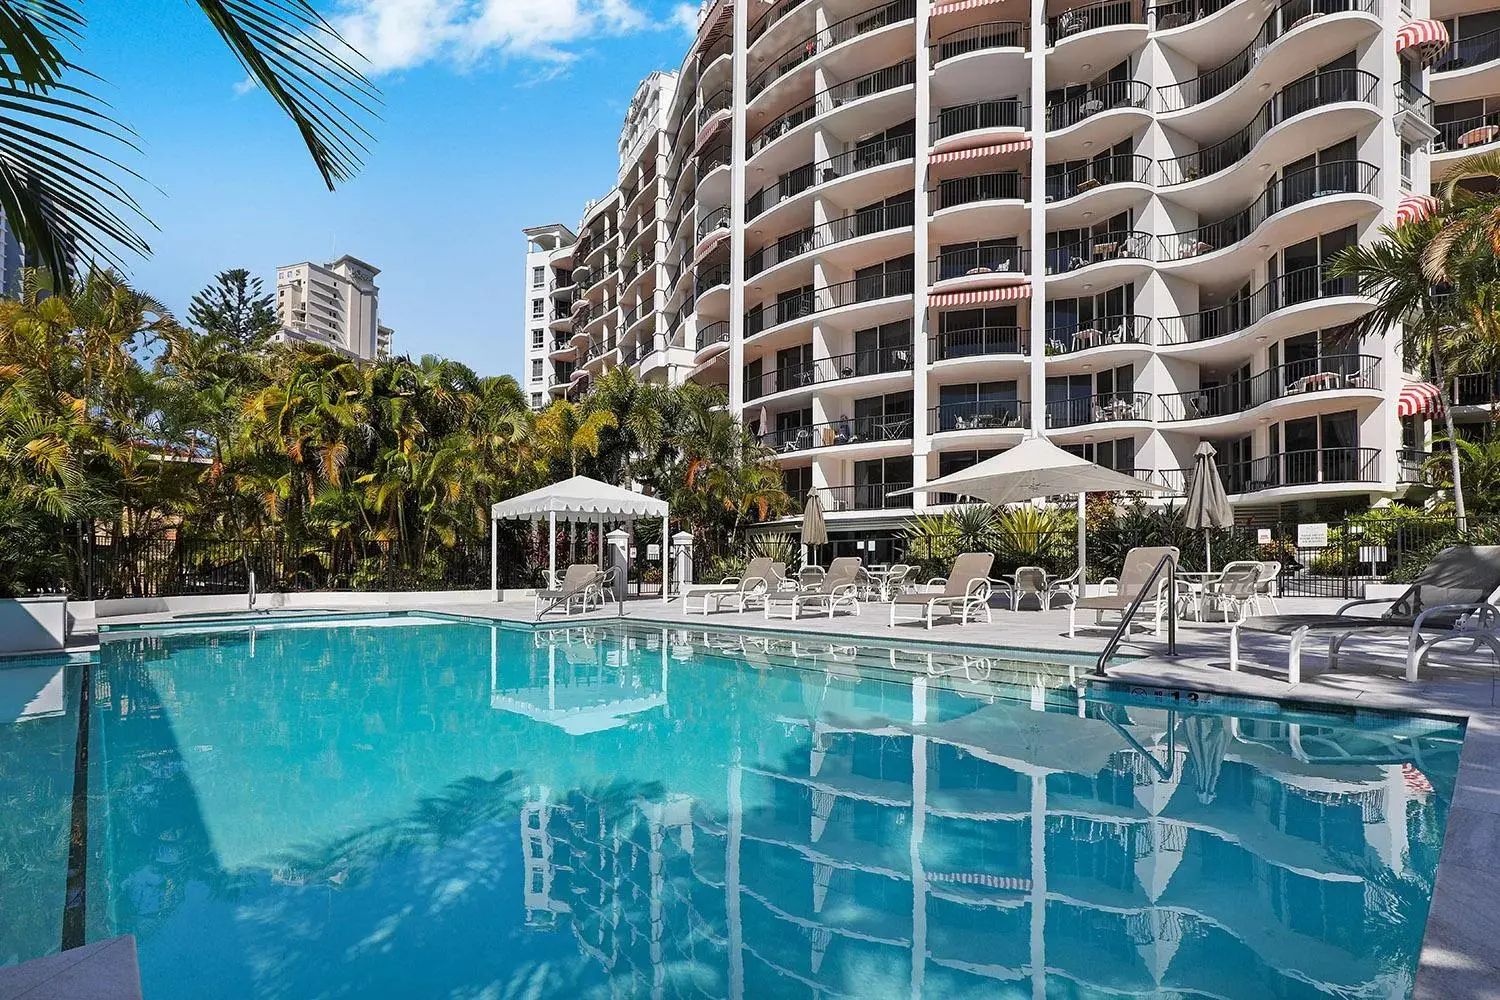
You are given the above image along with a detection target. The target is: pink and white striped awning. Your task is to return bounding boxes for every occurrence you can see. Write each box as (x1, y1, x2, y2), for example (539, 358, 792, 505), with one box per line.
(929, 139, 1031, 165)
(1397, 382, 1444, 418)
(929, 284, 1031, 307)
(1397, 19, 1449, 65)
(1395, 194, 1440, 227)
(931, 0, 1009, 16)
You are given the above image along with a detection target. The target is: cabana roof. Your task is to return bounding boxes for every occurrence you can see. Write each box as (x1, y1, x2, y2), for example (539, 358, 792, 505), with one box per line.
(490, 475, 668, 521)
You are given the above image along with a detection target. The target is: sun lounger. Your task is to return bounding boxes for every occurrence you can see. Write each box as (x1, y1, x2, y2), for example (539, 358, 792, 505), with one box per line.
(536, 564, 604, 616)
(1230, 544, 1500, 683)
(889, 553, 996, 628)
(765, 557, 862, 620)
(1069, 546, 1179, 638)
(680, 557, 776, 614)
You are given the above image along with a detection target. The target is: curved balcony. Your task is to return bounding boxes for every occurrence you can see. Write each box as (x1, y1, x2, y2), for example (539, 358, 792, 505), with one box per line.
(1046, 0, 1147, 76)
(1156, 0, 1378, 124)
(747, 0, 916, 106)
(814, 482, 913, 513)
(931, 20, 1027, 65)
(548, 336, 578, 361)
(695, 206, 732, 261)
(1157, 354, 1381, 426)
(929, 171, 1026, 242)
(758, 414, 914, 455)
(745, 269, 914, 342)
(1219, 447, 1380, 497)
(1044, 314, 1154, 356)
(695, 260, 732, 314)
(1150, 0, 1257, 53)
(930, 99, 1029, 153)
(746, 134, 915, 227)
(930, 326, 1029, 364)
(1433, 25, 1500, 77)
(1435, 112, 1500, 171)
(1157, 160, 1379, 278)
(1043, 231, 1155, 294)
(745, 346, 913, 403)
(695, 88, 732, 151)
(1044, 391, 1153, 430)
(928, 399, 1029, 434)
(749, 0, 813, 52)
(746, 197, 914, 280)
(1158, 69, 1379, 208)
(1045, 80, 1153, 144)
(548, 307, 575, 334)
(1044, 154, 1155, 224)
(749, 59, 917, 163)
(694, 320, 731, 361)
(929, 243, 1029, 287)
(1158, 264, 1370, 359)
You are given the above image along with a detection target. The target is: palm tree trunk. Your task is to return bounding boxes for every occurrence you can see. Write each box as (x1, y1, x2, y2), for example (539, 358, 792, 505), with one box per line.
(1433, 350, 1468, 534)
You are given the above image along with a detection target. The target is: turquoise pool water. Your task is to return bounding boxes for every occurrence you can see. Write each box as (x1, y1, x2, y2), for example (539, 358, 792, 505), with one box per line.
(0, 617, 1464, 998)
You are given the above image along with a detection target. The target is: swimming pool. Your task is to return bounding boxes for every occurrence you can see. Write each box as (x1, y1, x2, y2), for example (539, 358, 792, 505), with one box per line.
(0, 616, 1463, 998)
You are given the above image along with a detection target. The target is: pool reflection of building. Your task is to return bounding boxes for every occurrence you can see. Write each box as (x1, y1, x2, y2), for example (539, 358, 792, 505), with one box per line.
(499, 629, 1453, 998)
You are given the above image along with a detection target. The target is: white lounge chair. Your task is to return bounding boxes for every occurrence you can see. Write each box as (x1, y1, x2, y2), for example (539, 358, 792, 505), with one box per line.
(889, 553, 996, 628)
(680, 557, 776, 614)
(536, 564, 604, 616)
(1069, 546, 1179, 637)
(765, 557, 862, 620)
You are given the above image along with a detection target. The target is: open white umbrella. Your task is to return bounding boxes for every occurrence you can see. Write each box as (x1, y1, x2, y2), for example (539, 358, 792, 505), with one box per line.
(1183, 441, 1233, 572)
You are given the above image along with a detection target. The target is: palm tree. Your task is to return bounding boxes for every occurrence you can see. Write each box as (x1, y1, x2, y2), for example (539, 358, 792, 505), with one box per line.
(533, 400, 616, 478)
(0, 3, 377, 292)
(585, 367, 664, 486)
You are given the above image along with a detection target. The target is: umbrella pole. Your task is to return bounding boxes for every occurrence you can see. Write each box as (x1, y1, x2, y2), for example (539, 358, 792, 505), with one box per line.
(1205, 532, 1213, 574)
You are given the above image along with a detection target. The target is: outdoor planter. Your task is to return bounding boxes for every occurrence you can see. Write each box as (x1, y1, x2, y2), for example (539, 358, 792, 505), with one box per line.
(0, 596, 68, 654)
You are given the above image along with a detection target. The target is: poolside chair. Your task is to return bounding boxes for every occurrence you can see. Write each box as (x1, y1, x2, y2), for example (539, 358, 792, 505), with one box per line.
(1200, 563, 1262, 623)
(889, 553, 996, 628)
(765, 557, 862, 620)
(1069, 546, 1179, 638)
(1255, 560, 1282, 614)
(680, 557, 776, 614)
(1229, 545, 1500, 684)
(536, 564, 604, 617)
(1009, 566, 1049, 612)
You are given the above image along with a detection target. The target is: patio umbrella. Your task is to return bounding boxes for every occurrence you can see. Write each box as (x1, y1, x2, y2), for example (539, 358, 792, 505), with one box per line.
(1182, 714, 1231, 804)
(801, 490, 828, 565)
(1183, 441, 1233, 572)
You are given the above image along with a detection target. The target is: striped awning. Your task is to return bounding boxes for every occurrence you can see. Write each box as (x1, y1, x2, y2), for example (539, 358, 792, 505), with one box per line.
(1397, 382, 1444, 417)
(929, 284, 1031, 307)
(1396, 19, 1449, 65)
(1395, 194, 1440, 227)
(931, 0, 1008, 15)
(929, 139, 1031, 165)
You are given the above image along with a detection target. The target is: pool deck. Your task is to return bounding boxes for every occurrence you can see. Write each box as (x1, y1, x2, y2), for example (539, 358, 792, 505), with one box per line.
(70, 593, 1500, 998)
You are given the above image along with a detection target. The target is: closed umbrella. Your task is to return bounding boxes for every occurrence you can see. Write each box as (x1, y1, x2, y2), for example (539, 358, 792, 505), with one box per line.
(1183, 441, 1233, 572)
(801, 491, 828, 566)
(1183, 715, 1231, 804)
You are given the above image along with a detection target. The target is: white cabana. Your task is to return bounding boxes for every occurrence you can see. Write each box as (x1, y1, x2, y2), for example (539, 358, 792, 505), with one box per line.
(489, 475, 671, 607)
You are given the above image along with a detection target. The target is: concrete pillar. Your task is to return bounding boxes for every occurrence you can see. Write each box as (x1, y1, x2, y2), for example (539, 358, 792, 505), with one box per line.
(673, 530, 695, 592)
(607, 528, 629, 599)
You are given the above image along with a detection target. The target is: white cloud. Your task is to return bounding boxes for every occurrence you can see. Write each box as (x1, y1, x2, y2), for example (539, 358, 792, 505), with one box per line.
(232, 75, 258, 96)
(669, 3, 698, 35)
(333, 0, 653, 74)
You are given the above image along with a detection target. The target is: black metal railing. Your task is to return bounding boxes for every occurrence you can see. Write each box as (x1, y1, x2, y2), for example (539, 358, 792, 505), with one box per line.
(1045, 230, 1155, 272)
(697, 87, 732, 128)
(1434, 25, 1500, 73)
(1137, 467, 1188, 494)
(931, 171, 1025, 210)
(695, 320, 731, 352)
(1157, 354, 1381, 420)
(930, 326, 1028, 360)
(750, 59, 916, 154)
(1399, 449, 1432, 483)
(1047, 0, 1143, 43)
(1158, 264, 1360, 345)
(748, 0, 915, 100)
(695, 262, 732, 299)
(930, 99, 1029, 143)
(698, 141, 732, 176)
(746, 134, 914, 218)
(1437, 111, 1500, 152)
(745, 269, 914, 335)
(1158, 160, 1378, 261)
(818, 482, 914, 511)
(930, 20, 1027, 63)
(1156, 0, 1375, 113)
(749, 0, 811, 47)
(1221, 447, 1380, 493)
(759, 414, 915, 451)
(747, 198, 913, 276)
(1149, 0, 1238, 28)
(929, 399, 1029, 432)
(744, 345, 913, 400)
(1045, 314, 1154, 353)
(929, 243, 1028, 281)
(1047, 80, 1152, 131)
(1045, 154, 1154, 201)
(1453, 370, 1500, 405)
(1045, 391, 1153, 428)
(697, 206, 731, 241)
(1395, 81, 1434, 127)
(1160, 69, 1379, 185)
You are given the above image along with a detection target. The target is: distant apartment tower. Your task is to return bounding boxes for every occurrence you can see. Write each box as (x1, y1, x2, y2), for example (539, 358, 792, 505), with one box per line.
(274, 254, 392, 360)
(523, 224, 578, 409)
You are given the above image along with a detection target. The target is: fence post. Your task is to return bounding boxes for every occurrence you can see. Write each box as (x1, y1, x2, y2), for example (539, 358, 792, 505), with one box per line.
(1341, 520, 1351, 600)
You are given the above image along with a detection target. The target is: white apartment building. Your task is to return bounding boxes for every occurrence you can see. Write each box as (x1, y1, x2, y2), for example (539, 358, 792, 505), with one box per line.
(523, 224, 577, 409)
(274, 254, 392, 360)
(527, 0, 1465, 550)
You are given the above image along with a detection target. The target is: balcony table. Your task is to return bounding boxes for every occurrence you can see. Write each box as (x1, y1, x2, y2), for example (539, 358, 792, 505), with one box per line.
(1459, 124, 1499, 148)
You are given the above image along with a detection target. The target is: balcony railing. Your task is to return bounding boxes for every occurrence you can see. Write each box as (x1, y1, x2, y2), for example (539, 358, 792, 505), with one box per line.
(1045, 391, 1153, 428)
(929, 399, 1028, 432)
(1046, 80, 1152, 131)
(1221, 447, 1380, 493)
(819, 483, 913, 511)
(696, 262, 732, 299)
(931, 325, 1028, 360)
(1045, 230, 1155, 272)
(1045, 154, 1154, 201)
(1136, 467, 1188, 494)
(748, 0, 916, 100)
(745, 268, 914, 335)
(1437, 111, 1500, 153)
(1045, 314, 1153, 353)
(760, 414, 915, 452)
(749, 0, 812, 45)
(747, 198, 914, 276)
(930, 99, 1029, 143)
(930, 244, 1028, 281)
(931, 171, 1025, 211)
(699, 141, 731, 176)
(1158, 160, 1378, 262)
(1157, 354, 1381, 420)
(1046, 0, 1143, 44)
(746, 134, 914, 219)
(1395, 81, 1434, 127)
(1156, 0, 1376, 113)
(1158, 264, 1359, 346)
(1434, 25, 1500, 73)
(697, 88, 732, 128)
(695, 320, 731, 352)
(750, 59, 917, 154)
(1399, 449, 1432, 484)
(697, 206, 731, 241)
(1149, 0, 1237, 28)
(1160, 69, 1379, 186)
(744, 345, 913, 400)
(930, 20, 1027, 63)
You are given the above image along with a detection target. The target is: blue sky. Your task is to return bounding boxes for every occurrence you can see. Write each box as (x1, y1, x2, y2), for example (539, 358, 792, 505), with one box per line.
(83, 0, 699, 380)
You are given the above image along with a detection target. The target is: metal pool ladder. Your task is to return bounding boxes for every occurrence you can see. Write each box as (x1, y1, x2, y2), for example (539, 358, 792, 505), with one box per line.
(1093, 552, 1178, 676)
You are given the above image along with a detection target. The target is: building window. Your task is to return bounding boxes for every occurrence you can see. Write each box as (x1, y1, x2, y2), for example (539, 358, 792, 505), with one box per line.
(531, 393, 543, 408)
(531, 299, 544, 319)
(1400, 140, 1412, 189)
(531, 359, 543, 381)
(532, 266, 545, 288)
(531, 328, 544, 347)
